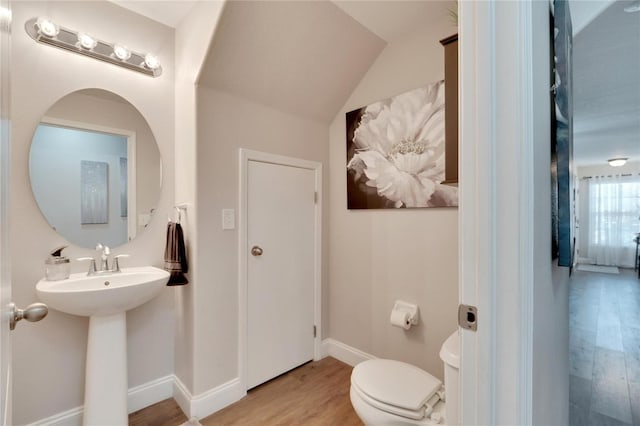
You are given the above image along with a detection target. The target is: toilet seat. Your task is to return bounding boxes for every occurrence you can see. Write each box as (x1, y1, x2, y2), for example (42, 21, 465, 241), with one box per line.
(351, 359, 443, 421)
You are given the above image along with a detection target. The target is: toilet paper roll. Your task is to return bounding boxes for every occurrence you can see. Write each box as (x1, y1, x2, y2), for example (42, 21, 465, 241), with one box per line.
(390, 310, 411, 330)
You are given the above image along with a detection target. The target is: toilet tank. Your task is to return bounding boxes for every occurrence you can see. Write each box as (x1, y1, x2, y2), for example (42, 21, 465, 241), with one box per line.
(439, 330, 460, 426)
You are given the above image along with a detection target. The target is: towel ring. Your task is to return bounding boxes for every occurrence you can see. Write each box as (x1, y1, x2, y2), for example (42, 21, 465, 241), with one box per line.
(169, 204, 189, 224)
(171, 204, 188, 224)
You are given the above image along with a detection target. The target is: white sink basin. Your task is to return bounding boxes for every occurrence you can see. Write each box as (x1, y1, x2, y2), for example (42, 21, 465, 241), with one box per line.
(36, 266, 169, 317)
(36, 265, 170, 424)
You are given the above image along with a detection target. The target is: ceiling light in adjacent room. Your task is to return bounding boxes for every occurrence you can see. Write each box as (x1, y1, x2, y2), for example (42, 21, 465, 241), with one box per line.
(36, 17, 59, 38)
(624, 1, 640, 12)
(608, 158, 628, 167)
(77, 32, 97, 50)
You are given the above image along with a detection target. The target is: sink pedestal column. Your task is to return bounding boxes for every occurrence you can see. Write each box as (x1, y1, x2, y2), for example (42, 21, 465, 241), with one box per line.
(84, 312, 128, 425)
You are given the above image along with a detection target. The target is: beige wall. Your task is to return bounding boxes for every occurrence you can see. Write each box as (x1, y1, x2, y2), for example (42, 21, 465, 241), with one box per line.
(193, 87, 330, 393)
(10, 2, 175, 423)
(177, 0, 382, 402)
(328, 22, 459, 378)
(531, 1, 570, 423)
(173, 0, 226, 397)
(178, 1, 381, 399)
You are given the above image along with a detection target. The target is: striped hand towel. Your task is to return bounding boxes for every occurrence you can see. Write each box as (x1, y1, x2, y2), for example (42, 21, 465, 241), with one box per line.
(164, 221, 189, 285)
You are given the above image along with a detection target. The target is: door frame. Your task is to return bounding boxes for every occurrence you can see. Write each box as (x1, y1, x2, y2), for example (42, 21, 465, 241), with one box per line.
(238, 148, 322, 392)
(0, 0, 10, 423)
(458, 1, 540, 424)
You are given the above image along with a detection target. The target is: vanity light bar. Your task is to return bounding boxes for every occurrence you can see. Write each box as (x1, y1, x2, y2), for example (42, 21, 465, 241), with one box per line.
(25, 17, 162, 78)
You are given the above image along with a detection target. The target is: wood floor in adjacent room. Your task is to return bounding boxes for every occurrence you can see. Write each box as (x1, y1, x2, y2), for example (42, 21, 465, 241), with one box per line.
(569, 268, 640, 426)
(129, 357, 362, 426)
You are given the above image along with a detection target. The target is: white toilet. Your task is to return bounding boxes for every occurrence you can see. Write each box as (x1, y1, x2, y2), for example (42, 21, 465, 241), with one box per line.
(350, 330, 460, 425)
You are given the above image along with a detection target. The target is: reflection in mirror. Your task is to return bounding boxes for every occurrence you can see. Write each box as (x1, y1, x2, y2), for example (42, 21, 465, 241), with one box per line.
(29, 89, 162, 249)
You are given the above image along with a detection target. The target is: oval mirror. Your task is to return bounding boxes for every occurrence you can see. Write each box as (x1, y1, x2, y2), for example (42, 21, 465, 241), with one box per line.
(29, 89, 162, 249)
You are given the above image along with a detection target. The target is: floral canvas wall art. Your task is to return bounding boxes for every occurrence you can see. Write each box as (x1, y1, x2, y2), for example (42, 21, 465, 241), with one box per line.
(346, 81, 458, 209)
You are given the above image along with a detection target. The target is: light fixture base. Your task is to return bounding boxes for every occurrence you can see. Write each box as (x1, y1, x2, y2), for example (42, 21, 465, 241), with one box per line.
(25, 17, 162, 78)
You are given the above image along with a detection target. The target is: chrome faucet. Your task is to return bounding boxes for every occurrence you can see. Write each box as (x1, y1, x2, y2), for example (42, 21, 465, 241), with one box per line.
(77, 257, 98, 275)
(111, 254, 130, 272)
(77, 244, 130, 276)
(96, 243, 110, 271)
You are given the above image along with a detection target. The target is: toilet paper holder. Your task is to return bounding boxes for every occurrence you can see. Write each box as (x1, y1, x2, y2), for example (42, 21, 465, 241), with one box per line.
(391, 300, 419, 327)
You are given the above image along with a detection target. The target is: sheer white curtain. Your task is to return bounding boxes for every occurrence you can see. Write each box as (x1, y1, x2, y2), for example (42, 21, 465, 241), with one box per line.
(586, 174, 640, 267)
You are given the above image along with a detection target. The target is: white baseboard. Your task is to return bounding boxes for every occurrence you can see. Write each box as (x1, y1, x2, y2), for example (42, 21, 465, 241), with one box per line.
(320, 338, 376, 367)
(30, 346, 370, 426)
(128, 375, 174, 413)
(28, 406, 83, 426)
(173, 376, 191, 419)
(174, 375, 245, 420)
(28, 375, 175, 426)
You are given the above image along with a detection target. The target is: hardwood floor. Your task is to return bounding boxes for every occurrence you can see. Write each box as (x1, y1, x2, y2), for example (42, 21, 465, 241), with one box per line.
(569, 268, 640, 426)
(133, 269, 640, 426)
(129, 398, 187, 426)
(128, 357, 361, 426)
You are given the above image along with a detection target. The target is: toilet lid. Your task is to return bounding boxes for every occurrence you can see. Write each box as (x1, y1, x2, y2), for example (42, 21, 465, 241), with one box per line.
(351, 359, 442, 413)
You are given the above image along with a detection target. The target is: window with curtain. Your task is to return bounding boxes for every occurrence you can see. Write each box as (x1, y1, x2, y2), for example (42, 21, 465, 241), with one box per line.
(586, 174, 640, 267)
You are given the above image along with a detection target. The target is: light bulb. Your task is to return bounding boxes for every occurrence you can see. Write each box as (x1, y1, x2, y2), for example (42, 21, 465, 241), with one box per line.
(144, 53, 160, 70)
(113, 44, 131, 61)
(36, 17, 59, 38)
(77, 33, 97, 50)
(0, 7, 11, 28)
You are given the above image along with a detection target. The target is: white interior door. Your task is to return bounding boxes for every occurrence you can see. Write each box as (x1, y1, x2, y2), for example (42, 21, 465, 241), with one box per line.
(246, 159, 316, 389)
(0, 1, 10, 423)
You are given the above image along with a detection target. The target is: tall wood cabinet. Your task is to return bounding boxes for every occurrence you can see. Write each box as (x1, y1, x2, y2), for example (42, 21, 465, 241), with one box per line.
(440, 34, 458, 185)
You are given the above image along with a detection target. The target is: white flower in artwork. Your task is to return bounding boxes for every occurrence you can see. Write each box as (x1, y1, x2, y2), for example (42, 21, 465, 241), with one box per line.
(347, 81, 457, 208)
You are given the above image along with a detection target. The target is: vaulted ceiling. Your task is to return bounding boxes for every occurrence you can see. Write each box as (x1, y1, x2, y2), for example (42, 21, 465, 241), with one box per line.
(332, 0, 451, 43)
(109, 0, 638, 166)
(108, 0, 197, 28)
(105, 1, 451, 123)
(195, 1, 453, 123)
(196, 0, 388, 123)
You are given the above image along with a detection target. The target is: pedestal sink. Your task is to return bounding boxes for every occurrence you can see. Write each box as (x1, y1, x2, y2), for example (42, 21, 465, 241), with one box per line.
(36, 266, 169, 425)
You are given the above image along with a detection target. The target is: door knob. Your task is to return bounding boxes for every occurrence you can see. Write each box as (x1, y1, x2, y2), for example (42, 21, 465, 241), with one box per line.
(251, 246, 263, 257)
(9, 302, 48, 330)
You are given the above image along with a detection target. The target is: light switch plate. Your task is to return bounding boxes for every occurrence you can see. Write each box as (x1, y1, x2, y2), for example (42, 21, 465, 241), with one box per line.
(222, 209, 235, 230)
